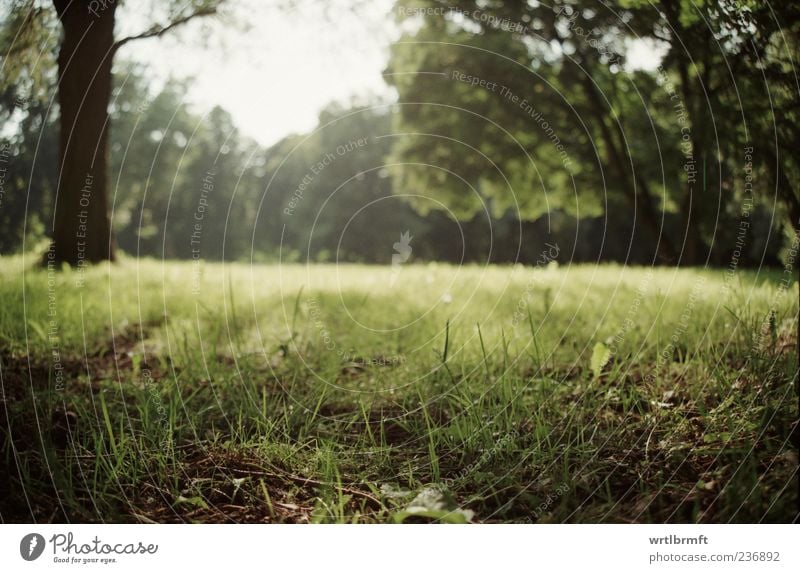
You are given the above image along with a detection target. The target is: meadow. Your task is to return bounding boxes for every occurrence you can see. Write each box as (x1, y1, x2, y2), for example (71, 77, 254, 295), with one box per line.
(1, 255, 797, 523)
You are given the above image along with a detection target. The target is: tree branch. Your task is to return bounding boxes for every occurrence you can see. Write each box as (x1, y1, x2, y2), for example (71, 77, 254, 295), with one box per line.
(112, 6, 217, 54)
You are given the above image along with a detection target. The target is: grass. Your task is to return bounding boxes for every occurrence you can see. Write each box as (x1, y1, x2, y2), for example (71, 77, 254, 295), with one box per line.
(0, 254, 798, 523)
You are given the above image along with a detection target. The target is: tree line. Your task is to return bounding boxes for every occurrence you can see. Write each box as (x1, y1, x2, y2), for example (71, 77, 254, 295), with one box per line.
(0, 0, 797, 266)
(385, 0, 799, 266)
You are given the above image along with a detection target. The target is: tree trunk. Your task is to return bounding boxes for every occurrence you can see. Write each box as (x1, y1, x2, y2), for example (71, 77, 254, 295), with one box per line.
(675, 58, 704, 266)
(50, 0, 117, 265)
(578, 73, 678, 264)
(662, 0, 709, 266)
(764, 144, 800, 227)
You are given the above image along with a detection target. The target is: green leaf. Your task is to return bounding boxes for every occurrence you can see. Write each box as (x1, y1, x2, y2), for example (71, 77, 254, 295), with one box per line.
(703, 432, 732, 443)
(380, 483, 412, 500)
(174, 495, 208, 509)
(590, 342, 612, 379)
(391, 487, 474, 524)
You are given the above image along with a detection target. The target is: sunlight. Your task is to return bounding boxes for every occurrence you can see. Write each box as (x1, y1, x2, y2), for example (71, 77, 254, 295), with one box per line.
(118, 0, 397, 146)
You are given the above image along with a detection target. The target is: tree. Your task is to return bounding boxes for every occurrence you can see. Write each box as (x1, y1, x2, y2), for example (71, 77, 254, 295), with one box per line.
(2, 0, 222, 265)
(386, 0, 681, 263)
(627, 0, 799, 261)
(386, 0, 796, 265)
(50, 0, 118, 265)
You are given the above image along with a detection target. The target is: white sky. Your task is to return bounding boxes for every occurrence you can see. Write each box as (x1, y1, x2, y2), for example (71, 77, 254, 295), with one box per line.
(115, 1, 663, 149)
(118, 0, 398, 147)
(626, 37, 669, 72)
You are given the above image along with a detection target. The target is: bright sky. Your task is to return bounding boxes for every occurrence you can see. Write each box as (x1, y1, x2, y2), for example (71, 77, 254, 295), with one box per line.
(119, 0, 398, 148)
(116, 0, 663, 149)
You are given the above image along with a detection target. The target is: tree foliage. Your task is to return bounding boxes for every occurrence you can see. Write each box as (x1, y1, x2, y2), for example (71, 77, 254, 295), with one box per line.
(385, 0, 798, 264)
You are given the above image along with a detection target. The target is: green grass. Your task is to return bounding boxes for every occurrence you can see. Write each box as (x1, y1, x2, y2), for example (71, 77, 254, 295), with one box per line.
(1, 255, 797, 523)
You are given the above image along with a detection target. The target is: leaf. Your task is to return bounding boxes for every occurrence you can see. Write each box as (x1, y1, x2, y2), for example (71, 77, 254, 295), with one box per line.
(703, 432, 732, 444)
(590, 342, 611, 378)
(380, 483, 412, 500)
(174, 495, 208, 509)
(391, 487, 474, 524)
(231, 477, 248, 499)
